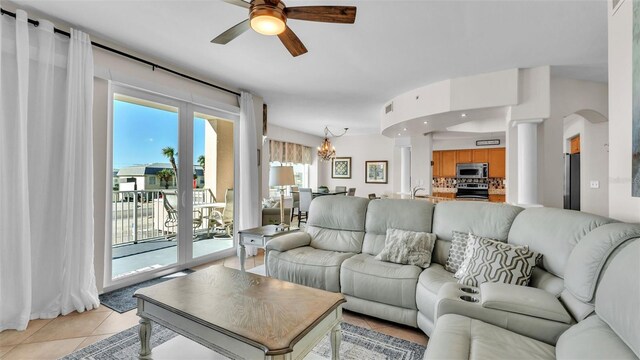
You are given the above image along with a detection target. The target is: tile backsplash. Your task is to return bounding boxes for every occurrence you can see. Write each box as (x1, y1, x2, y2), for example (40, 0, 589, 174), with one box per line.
(432, 177, 505, 190)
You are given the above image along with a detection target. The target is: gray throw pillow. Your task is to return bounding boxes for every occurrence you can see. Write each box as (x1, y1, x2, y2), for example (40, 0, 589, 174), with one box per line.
(456, 235, 542, 287)
(375, 228, 437, 268)
(444, 231, 471, 273)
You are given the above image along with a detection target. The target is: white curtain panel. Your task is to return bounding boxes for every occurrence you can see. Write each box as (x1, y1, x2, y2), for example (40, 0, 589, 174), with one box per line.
(237, 91, 260, 257)
(0, 10, 99, 331)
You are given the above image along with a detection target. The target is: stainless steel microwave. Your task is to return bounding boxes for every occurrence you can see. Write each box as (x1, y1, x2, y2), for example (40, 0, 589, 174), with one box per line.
(456, 163, 489, 179)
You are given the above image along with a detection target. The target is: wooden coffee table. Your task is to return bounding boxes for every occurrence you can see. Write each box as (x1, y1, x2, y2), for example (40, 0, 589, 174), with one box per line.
(134, 265, 345, 359)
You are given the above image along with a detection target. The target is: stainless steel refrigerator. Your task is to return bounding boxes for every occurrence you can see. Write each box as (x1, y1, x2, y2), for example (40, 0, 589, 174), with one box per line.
(564, 153, 580, 211)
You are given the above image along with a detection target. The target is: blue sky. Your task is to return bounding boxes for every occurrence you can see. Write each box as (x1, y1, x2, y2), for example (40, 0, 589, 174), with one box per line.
(113, 100, 205, 169)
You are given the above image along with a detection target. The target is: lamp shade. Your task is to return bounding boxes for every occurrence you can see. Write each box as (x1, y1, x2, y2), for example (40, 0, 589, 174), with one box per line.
(269, 166, 295, 187)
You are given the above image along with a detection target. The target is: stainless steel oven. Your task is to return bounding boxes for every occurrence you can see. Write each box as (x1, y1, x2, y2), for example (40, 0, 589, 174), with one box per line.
(456, 183, 489, 200)
(456, 163, 488, 179)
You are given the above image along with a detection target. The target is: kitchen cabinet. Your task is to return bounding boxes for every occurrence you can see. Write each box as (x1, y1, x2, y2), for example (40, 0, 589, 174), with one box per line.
(457, 150, 473, 163)
(434, 192, 456, 199)
(488, 148, 506, 178)
(432, 151, 442, 177)
(472, 149, 489, 163)
(441, 150, 458, 178)
(570, 136, 580, 154)
(489, 194, 506, 203)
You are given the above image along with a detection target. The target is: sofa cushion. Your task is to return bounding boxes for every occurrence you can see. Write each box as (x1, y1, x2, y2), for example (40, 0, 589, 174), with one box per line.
(375, 229, 436, 268)
(267, 246, 355, 292)
(507, 207, 614, 278)
(594, 239, 640, 358)
(341, 253, 421, 309)
(564, 223, 640, 302)
(424, 314, 555, 360)
(432, 202, 523, 265)
(307, 196, 369, 253)
(556, 315, 638, 360)
(362, 199, 435, 256)
(456, 236, 541, 287)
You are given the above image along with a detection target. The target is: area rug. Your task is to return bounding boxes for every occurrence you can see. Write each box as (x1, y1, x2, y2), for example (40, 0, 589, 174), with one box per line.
(99, 270, 194, 313)
(62, 322, 426, 360)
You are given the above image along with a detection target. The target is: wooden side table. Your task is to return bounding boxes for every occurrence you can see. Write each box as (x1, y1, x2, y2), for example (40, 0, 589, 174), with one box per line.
(238, 224, 299, 276)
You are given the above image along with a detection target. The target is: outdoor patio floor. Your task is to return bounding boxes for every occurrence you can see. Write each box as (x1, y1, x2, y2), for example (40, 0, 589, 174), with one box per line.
(112, 235, 233, 279)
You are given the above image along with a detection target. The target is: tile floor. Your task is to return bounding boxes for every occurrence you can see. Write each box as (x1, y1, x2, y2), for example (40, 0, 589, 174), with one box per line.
(0, 250, 428, 359)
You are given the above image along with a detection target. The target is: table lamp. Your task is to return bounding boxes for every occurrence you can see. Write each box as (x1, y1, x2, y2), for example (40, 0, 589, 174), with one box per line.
(269, 165, 295, 230)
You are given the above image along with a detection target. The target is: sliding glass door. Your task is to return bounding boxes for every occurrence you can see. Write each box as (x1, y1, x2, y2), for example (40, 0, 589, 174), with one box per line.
(108, 85, 236, 288)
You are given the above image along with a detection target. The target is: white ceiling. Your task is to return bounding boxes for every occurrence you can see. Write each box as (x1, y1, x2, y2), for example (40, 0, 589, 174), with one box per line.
(11, 0, 608, 136)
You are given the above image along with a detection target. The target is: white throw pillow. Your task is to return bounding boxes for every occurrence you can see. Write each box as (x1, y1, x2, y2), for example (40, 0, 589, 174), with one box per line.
(375, 228, 437, 268)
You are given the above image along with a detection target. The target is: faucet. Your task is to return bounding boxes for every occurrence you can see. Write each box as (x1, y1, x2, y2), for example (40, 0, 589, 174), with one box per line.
(411, 186, 425, 199)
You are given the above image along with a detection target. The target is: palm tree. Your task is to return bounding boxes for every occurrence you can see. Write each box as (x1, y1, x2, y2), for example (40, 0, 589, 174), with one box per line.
(197, 155, 205, 172)
(162, 146, 178, 182)
(157, 169, 173, 189)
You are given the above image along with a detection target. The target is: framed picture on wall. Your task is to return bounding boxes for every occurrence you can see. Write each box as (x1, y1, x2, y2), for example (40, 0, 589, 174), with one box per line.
(332, 157, 352, 179)
(365, 160, 388, 184)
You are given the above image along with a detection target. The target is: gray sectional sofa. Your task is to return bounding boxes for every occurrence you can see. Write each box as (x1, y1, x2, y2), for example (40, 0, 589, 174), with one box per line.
(265, 196, 640, 359)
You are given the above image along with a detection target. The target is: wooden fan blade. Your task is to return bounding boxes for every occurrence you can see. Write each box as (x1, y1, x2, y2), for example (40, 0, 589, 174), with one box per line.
(285, 6, 356, 24)
(222, 0, 250, 9)
(277, 26, 308, 57)
(211, 19, 250, 44)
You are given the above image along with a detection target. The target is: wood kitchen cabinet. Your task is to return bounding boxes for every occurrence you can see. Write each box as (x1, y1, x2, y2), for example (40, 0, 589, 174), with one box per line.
(441, 150, 458, 177)
(457, 150, 472, 163)
(432, 151, 442, 177)
(489, 194, 506, 203)
(488, 148, 506, 178)
(472, 149, 489, 163)
(570, 136, 580, 154)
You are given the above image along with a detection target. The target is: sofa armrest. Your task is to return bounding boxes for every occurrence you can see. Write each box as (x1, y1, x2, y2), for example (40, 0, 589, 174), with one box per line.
(480, 283, 572, 323)
(266, 232, 312, 252)
(435, 282, 573, 345)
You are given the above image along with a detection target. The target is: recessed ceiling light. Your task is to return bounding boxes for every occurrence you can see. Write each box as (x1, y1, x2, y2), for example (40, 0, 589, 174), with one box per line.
(403, 128, 407, 131)
(461, 113, 467, 118)
(423, 121, 428, 124)
(398, 133, 401, 136)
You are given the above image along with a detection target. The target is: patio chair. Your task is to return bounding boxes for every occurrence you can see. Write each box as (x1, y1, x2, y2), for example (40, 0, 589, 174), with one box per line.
(207, 188, 234, 236)
(163, 192, 203, 240)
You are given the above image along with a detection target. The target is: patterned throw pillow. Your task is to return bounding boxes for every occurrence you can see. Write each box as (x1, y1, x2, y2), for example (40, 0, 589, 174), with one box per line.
(375, 228, 437, 268)
(456, 235, 542, 287)
(445, 231, 472, 273)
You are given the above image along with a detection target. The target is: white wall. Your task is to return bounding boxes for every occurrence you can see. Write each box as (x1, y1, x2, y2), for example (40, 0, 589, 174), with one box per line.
(563, 115, 609, 217)
(260, 124, 325, 198)
(608, 0, 640, 222)
(433, 134, 506, 150)
(537, 78, 609, 209)
(321, 134, 396, 197)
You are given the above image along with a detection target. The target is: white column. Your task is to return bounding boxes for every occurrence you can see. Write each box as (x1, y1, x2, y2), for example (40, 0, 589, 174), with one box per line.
(425, 133, 433, 195)
(514, 119, 543, 206)
(400, 147, 411, 194)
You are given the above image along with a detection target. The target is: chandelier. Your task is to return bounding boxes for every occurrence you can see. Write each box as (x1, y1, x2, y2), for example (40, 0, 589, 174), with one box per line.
(317, 126, 348, 161)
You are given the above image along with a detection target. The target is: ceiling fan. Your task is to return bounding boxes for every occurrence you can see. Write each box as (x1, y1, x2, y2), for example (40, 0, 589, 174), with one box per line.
(211, 0, 357, 57)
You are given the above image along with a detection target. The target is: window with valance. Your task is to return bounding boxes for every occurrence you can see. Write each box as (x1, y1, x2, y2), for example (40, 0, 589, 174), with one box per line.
(269, 140, 313, 165)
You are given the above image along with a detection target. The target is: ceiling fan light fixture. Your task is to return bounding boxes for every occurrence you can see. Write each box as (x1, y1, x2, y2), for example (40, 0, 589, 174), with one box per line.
(250, 7, 286, 36)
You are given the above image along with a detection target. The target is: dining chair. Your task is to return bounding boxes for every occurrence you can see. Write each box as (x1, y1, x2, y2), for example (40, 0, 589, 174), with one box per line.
(335, 186, 347, 194)
(291, 186, 300, 222)
(368, 193, 377, 200)
(347, 188, 356, 196)
(298, 188, 313, 227)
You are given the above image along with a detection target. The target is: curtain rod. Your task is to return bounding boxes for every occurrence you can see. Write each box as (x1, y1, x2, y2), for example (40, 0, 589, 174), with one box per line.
(0, 7, 242, 97)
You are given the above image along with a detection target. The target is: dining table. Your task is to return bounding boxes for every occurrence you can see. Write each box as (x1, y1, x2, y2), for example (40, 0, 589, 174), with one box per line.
(291, 190, 347, 197)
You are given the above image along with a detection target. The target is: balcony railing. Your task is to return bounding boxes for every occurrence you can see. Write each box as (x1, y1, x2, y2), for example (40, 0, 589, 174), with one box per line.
(111, 189, 216, 246)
